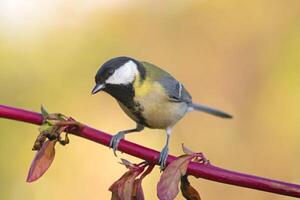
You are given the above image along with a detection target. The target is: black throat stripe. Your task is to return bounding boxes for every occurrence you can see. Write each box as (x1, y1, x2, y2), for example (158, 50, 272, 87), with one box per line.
(104, 84, 147, 126)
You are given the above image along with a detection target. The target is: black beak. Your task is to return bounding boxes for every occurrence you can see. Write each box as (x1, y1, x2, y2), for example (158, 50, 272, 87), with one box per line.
(91, 84, 105, 94)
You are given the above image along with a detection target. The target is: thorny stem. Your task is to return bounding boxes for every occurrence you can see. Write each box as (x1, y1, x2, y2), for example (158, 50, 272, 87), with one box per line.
(1, 104, 300, 198)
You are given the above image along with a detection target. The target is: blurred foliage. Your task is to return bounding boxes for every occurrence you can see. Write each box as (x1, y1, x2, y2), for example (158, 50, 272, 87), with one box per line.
(0, 0, 300, 199)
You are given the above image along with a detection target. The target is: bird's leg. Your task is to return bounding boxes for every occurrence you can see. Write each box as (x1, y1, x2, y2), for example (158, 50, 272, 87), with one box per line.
(110, 124, 144, 156)
(158, 127, 172, 170)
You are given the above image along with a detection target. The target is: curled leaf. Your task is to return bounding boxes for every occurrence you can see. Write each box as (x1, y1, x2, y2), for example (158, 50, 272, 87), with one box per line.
(110, 171, 131, 200)
(182, 144, 195, 155)
(40, 105, 49, 118)
(29, 108, 81, 182)
(27, 140, 56, 182)
(157, 155, 195, 200)
(180, 175, 201, 200)
(132, 164, 155, 200)
(120, 158, 134, 168)
(110, 161, 154, 200)
(121, 170, 141, 200)
(182, 144, 210, 164)
(132, 179, 144, 200)
(109, 168, 142, 200)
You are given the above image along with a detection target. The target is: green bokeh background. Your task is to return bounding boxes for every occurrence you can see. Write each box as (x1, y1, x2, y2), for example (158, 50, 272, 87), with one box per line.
(1, 1, 300, 199)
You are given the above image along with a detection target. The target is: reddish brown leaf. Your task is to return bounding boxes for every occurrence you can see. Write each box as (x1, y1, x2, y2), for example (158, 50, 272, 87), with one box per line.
(26, 140, 56, 182)
(180, 175, 201, 200)
(157, 155, 195, 200)
(111, 186, 121, 200)
(182, 144, 210, 165)
(132, 164, 155, 200)
(109, 171, 132, 200)
(109, 160, 144, 200)
(122, 171, 143, 199)
(132, 178, 144, 200)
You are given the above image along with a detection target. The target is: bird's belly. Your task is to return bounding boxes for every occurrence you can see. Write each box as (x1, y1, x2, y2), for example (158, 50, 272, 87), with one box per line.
(118, 81, 189, 129)
(144, 102, 187, 129)
(135, 95, 188, 129)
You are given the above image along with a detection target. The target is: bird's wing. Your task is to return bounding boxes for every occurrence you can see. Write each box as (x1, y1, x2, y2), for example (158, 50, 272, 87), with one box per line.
(159, 75, 192, 103)
(141, 61, 192, 103)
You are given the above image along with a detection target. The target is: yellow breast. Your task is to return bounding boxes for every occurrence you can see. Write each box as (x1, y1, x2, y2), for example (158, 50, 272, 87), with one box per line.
(133, 78, 188, 129)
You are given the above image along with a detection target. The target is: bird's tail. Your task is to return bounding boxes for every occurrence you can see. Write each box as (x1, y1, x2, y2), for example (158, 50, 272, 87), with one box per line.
(189, 103, 233, 119)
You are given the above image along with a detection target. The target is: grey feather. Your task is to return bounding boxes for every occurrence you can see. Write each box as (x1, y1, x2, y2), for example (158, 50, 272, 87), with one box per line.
(159, 76, 192, 103)
(189, 103, 232, 118)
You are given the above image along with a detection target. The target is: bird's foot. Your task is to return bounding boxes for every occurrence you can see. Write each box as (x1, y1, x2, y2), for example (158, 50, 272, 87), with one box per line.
(109, 131, 125, 156)
(158, 146, 169, 170)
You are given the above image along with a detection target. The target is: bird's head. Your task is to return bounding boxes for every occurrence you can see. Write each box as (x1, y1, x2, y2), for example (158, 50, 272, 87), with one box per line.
(91, 56, 145, 95)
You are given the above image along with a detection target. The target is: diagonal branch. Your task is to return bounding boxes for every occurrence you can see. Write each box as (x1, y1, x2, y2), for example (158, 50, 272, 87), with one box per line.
(1, 104, 300, 198)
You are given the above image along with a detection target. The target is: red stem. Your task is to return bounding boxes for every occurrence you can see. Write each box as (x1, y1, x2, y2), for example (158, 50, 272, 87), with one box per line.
(1, 104, 300, 198)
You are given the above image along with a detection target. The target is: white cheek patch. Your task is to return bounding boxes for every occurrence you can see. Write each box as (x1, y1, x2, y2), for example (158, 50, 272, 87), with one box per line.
(105, 60, 138, 85)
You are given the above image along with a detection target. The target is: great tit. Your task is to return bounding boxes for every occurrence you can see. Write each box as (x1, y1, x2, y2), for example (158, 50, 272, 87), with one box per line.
(92, 56, 232, 168)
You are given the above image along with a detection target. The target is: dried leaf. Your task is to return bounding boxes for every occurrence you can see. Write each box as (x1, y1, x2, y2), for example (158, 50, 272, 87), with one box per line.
(109, 162, 143, 200)
(111, 187, 121, 200)
(40, 105, 49, 118)
(180, 175, 201, 200)
(109, 172, 130, 200)
(157, 155, 194, 200)
(26, 140, 56, 182)
(182, 144, 210, 164)
(32, 132, 47, 151)
(120, 158, 134, 168)
(132, 179, 144, 200)
(132, 164, 155, 200)
(182, 144, 195, 155)
(121, 170, 141, 200)
(110, 161, 154, 200)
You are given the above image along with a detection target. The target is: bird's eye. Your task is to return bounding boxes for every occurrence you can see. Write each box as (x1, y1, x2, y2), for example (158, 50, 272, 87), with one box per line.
(108, 68, 114, 75)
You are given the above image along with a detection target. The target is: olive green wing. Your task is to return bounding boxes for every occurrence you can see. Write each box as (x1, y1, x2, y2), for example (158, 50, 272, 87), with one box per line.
(141, 61, 192, 103)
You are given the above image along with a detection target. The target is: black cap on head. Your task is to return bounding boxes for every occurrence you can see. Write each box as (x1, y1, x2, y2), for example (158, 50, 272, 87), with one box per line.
(95, 56, 133, 84)
(92, 56, 146, 95)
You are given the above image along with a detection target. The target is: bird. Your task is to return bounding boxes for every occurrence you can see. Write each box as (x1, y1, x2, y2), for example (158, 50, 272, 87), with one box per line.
(91, 56, 232, 168)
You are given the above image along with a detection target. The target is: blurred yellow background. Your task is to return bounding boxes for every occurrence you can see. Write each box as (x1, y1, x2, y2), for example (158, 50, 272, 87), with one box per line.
(1, 0, 300, 199)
